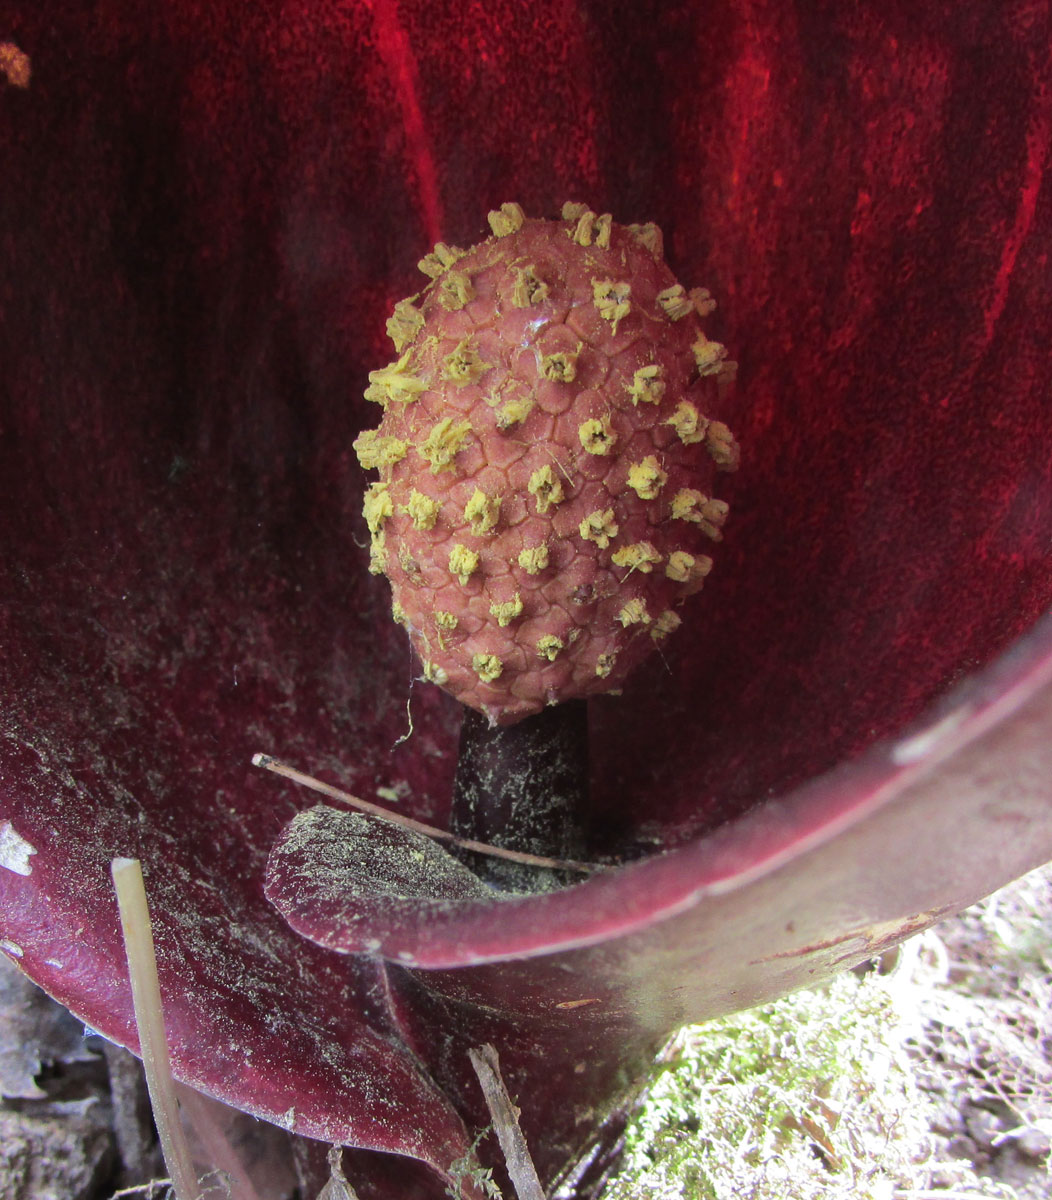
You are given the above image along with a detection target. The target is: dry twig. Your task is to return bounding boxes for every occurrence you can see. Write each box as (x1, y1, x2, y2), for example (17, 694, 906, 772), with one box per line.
(468, 1044, 544, 1200)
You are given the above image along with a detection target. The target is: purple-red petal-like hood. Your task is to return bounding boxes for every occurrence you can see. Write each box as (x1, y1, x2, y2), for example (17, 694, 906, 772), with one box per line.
(1, 2, 1051, 1195)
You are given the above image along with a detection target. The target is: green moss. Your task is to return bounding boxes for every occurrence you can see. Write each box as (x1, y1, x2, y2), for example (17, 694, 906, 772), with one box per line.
(603, 966, 1021, 1200)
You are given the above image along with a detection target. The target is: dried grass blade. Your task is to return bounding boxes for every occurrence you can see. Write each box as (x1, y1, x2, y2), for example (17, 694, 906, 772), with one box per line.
(111, 856, 200, 1200)
(468, 1044, 544, 1200)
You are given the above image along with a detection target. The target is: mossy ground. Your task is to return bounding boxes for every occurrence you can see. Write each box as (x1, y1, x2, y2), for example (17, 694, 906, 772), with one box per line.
(599, 864, 1052, 1200)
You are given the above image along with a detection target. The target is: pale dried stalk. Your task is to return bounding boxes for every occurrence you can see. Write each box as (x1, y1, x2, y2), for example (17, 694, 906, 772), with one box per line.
(111, 856, 201, 1200)
(468, 1044, 544, 1200)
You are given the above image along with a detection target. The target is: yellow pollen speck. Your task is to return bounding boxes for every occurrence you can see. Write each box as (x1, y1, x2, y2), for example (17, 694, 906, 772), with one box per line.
(443, 338, 491, 385)
(391, 599, 407, 626)
(510, 265, 549, 308)
(435, 611, 459, 630)
(422, 661, 448, 685)
(353, 430, 408, 471)
(528, 464, 565, 513)
(438, 271, 474, 311)
(541, 347, 580, 383)
(665, 401, 708, 445)
(419, 417, 473, 473)
(473, 653, 503, 683)
(617, 598, 651, 627)
(626, 364, 665, 406)
(496, 396, 534, 429)
(518, 545, 550, 574)
(626, 222, 663, 258)
(595, 652, 617, 678)
(489, 594, 523, 627)
(488, 202, 526, 236)
(592, 279, 631, 333)
(418, 242, 466, 278)
(448, 544, 480, 585)
(536, 634, 564, 661)
(363, 482, 393, 533)
(692, 335, 728, 376)
(385, 299, 425, 352)
(403, 489, 441, 530)
(579, 509, 618, 549)
(578, 416, 616, 455)
(707, 421, 741, 471)
(651, 610, 682, 641)
(364, 351, 427, 407)
(611, 542, 663, 574)
(627, 456, 667, 500)
(464, 489, 500, 535)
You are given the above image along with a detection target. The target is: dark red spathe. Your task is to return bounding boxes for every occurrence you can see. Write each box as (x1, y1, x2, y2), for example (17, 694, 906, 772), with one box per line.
(0, 3, 1050, 1196)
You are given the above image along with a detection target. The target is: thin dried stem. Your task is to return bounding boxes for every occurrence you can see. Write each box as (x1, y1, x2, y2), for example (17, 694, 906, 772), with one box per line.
(111, 857, 201, 1200)
(316, 1146, 360, 1200)
(252, 753, 606, 876)
(468, 1044, 545, 1200)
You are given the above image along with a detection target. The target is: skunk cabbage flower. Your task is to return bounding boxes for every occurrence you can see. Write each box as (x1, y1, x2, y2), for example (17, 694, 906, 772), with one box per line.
(1, 3, 1051, 1196)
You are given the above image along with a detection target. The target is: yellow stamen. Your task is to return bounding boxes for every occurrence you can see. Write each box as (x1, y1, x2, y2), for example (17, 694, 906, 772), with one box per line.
(578, 509, 618, 549)
(488, 202, 526, 237)
(592, 279, 631, 333)
(626, 364, 665, 406)
(664, 401, 708, 445)
(353, 430, 408, 471)
(442, 338, 491, 385)
(419, 417, 472, 473)
(473, 653, 503, 683)
(528, 464, 565, 513)
(626, 456, 667, 500)
(363, 482, 393, 533)
(611, 542, 663, 574)
(403, 490, 441, 531)
(536, 635, 564, 661)
(489, 595, 524, 627)
(517, 545, 550, 574)
(578, 416, 617, 455)
(448, 544, 480, 585)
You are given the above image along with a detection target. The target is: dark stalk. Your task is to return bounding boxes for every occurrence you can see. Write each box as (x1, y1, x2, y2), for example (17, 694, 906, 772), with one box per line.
(449, 700, 591, 892)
